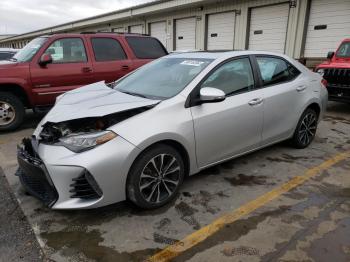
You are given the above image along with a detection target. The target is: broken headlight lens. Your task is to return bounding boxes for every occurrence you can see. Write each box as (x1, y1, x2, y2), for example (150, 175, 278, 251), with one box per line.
(59, 131, 117, 152)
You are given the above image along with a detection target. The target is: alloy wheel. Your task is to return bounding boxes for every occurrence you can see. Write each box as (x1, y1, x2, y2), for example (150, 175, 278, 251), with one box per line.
(297, 112, 317, 146)
(0, 101, 16, 126)
(139, 153, 181, 204)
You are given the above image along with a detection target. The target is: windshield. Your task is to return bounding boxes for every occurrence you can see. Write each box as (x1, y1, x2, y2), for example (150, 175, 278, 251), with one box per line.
(12, 37, 48, 62)
(115, 57, 213, 99)
(336, 42, 350, 58)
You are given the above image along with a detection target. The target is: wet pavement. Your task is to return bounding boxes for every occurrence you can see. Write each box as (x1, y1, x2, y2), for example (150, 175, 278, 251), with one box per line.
(0, 102, 349, 262)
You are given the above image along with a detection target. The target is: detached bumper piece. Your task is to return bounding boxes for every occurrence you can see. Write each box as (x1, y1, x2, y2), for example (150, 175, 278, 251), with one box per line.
(70, 170, 102, 199)
(17, 138, 58, 207)
(323, 68, 350, 102)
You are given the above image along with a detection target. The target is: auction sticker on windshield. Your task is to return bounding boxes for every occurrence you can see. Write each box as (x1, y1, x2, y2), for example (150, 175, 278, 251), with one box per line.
(180, 60, 205, 66)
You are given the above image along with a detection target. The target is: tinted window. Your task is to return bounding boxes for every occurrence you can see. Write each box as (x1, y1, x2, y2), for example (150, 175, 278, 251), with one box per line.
(201, 58, 255, 96)
(91, 38, 126, 61)
(0, 52, 14, 60)
(126, 37, 167, 59)
(44, 38, 87, 63)
(256, 57, 300, 86)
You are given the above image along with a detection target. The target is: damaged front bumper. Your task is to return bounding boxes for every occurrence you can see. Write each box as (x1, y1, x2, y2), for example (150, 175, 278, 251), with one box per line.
(17, 135, 141, 209)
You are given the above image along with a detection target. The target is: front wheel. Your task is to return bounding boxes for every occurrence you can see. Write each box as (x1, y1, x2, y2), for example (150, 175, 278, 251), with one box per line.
(127, 144, 185, 209)
(0, 92, 25, 132)
(291, 108, 318, 149)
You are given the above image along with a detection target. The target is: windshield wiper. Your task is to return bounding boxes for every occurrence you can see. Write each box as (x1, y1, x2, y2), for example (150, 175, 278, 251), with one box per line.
(119, 90, 148, 98)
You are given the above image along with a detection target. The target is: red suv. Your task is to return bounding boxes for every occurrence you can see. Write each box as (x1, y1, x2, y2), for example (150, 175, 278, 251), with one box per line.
(315, 39, 350, 103)
(0, 33, 168, 131)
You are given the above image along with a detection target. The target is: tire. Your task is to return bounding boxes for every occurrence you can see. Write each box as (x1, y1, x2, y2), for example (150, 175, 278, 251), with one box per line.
(127, 144, 185, 209)
(291, 108, 318, 149)
(0, 92, 25, 131)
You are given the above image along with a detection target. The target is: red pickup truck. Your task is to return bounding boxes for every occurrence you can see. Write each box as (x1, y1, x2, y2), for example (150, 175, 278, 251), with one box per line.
(0, 33, 167, 131)
(315, 39, 350, 103)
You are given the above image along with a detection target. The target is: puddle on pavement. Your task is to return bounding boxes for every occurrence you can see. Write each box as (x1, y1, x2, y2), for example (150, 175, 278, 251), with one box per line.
(222, 246, 259, 257)
(172, 206, 289, 262)
(307, 217, 350, 262)
(41, 229, 159, 262)
(224, 174, 272, 186)
(175, 201, 200, 230)
(191, 190, 220, 214)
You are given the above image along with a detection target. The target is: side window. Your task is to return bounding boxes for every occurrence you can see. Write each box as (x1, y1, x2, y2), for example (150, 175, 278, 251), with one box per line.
(256, 57, 300, 86)
(44, 38, 87, 63)
(201, 58, 255, 96)
(126, 37, 167, 59)
(91, 38, 126, 61)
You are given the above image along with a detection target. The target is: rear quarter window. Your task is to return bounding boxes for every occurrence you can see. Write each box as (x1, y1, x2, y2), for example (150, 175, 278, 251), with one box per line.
(126, 36, 167, 59)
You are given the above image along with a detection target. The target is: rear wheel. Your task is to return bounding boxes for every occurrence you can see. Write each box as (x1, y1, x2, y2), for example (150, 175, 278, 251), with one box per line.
(0, 92, 25, 131)
(127, 144, 185, 209)
(291, 108, 318, 149)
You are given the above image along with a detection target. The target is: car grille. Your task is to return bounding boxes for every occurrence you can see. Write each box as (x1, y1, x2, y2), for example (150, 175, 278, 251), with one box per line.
(70, 170, 102, 199)
(323, 68, 350, 87)
(17, 138, 58, 206)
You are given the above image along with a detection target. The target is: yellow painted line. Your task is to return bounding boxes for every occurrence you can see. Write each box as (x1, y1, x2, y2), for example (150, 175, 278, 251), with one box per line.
(148, 151, 350, 262)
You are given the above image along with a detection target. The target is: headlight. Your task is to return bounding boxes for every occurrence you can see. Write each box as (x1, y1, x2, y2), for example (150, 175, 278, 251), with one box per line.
(59, 130, 117, 152)
(316, 68, 325, 76)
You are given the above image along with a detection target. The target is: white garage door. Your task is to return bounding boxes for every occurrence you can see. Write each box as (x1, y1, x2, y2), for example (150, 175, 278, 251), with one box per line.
(248, 3, 290, 53)
(113, 27, 125, 33)
(304, 0, 350, 58)
(129, 24, 143, 34)
(150, 21, 167, 47)
(175, 17, 196, 50)
(207, 12, 235, 50)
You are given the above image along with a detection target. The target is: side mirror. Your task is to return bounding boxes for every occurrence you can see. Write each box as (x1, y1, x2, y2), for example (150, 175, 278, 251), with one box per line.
(199, 87, 225, 103)
(327, 51, 335, 60)
(39, 53, 53, 66)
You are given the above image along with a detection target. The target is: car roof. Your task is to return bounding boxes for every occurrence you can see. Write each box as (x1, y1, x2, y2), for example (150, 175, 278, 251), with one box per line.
(42, 32, 153, 38)
(167, 50, 289, 60)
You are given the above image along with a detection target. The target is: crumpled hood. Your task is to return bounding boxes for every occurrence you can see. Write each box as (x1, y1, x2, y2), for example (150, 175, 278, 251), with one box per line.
(42, 81, 160, 123)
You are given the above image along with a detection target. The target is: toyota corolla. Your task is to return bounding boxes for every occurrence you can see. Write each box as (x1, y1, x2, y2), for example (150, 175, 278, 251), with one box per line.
(16, 51, 328, 209)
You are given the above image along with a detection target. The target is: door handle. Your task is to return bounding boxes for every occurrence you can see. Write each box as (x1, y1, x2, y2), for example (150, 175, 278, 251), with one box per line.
(82, 67, 92, 73)
(121, 65, 129, 71)
(296, 85, 307, 92)
(248, 98, 263, 106)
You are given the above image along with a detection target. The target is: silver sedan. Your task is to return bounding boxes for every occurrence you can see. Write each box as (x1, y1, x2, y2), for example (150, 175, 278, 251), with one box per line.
(17, 51, 328, 209)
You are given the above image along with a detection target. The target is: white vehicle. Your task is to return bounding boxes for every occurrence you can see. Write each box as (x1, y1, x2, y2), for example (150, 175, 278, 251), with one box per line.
(17, 51, 328, 209)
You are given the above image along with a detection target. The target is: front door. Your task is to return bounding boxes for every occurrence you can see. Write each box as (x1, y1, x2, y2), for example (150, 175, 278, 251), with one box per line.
(190, 57, 264, 167)
(30, 37, 93, 105)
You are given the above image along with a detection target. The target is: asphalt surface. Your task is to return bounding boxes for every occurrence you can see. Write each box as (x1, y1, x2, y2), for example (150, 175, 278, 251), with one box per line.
(0, 103, 350, 262)
(0, 167, 42, 261)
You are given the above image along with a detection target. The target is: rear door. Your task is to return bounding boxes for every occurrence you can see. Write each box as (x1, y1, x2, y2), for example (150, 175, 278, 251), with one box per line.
(190, 57, 264, 167)
(88, 36, 133, 83)
(254, 55, 304, 145)
(30, 36, 94, 105)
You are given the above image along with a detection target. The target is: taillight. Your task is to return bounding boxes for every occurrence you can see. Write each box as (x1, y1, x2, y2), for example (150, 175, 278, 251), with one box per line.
(321, 79, 328, 88)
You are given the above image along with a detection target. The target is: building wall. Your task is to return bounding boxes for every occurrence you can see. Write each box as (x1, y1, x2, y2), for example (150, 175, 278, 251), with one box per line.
(0, 0, 344, 65)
